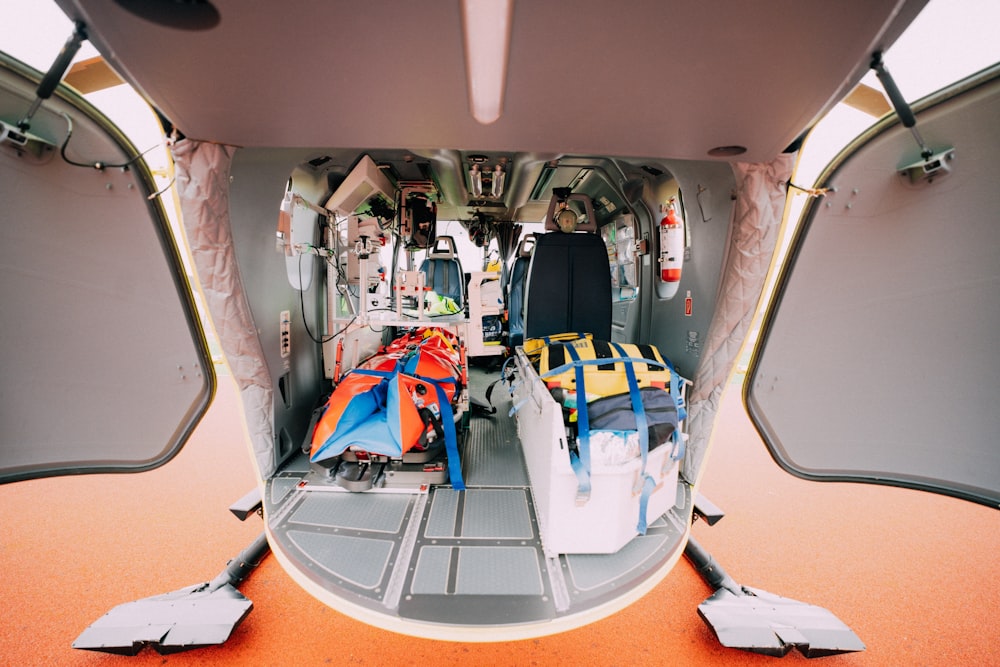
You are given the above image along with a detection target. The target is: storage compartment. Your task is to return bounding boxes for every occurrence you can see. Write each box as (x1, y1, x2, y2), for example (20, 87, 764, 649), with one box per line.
(466, 271, 505, 357)
(512, 348, 682, 556)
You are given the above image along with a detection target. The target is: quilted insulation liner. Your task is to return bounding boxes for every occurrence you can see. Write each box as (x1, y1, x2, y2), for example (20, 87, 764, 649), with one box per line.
(172, 139, 277, 478)
(683, 154, 793, 483)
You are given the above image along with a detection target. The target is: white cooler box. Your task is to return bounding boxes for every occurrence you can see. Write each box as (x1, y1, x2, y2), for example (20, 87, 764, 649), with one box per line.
(512, 349, 681, 556)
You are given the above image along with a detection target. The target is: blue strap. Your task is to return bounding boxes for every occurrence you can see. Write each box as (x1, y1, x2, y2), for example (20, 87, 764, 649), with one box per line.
(636, 475, 657, 534)
(500, 355, 518, 382)
(660, 356, 686, 460)
(669, 433, 685, 464)
(541, 352, 685, 413)
(540, 351, 686, 461)
(408, 339, 465, 488)
(500, 355, 520, 397)
(412, 373, 464, 491)
(610, 342, 656, 535)
(500, 356, 530, 416)
(608, 343, 649, 471)
(540, 355, 669, 379)
(664, 356, 687, 422)
(508, 395, 529, 417)
(336, 357, 465, 490)
(563, 343, 591, 503)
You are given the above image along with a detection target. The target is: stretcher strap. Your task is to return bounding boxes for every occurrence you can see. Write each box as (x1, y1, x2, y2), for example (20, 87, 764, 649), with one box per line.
(539, 341, 686, 529)
(508, 396, 529, 417)
(498, 356, 527, 417)
(664, 357, 686, 461)
(417, 374, 464, 491)
(406, 337, 464, 488)
(345, 365, 465, 490)
(541, 352, 687, 461)
(668, 357, 686, 422)
(541, 355, 668, 379)
(563, 343, 591, 504)
(610, 342, 655, 535)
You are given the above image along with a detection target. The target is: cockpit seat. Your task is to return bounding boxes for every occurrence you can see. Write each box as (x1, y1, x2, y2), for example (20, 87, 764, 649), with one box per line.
(419, 235, 465, 309)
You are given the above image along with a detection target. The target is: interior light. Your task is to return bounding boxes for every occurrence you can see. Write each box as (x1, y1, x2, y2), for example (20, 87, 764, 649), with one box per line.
(469, 165, 483, 197)
(491, 165, 505, 198)
(461, 0, 514, 125)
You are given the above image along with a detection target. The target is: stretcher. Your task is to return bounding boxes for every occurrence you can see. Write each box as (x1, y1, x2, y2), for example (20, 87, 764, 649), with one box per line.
(308, 327, 465, 490)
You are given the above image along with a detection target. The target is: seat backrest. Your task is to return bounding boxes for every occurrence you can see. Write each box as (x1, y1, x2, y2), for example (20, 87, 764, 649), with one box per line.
(523, 232, 611, 341)
(506, 234, 536, 347)
(419, 235, 464, 307)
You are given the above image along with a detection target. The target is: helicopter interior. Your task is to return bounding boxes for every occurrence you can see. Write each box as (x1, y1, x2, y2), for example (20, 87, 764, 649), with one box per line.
(1, 0, 948, 646)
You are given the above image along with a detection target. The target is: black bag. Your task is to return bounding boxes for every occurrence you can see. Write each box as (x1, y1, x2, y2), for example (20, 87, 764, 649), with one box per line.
(587, 387, 678, 451)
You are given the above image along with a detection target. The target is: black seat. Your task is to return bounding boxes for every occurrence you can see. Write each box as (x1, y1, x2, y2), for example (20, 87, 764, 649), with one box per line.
(506, 234, 536, 348)
(523, 232, 611, 341)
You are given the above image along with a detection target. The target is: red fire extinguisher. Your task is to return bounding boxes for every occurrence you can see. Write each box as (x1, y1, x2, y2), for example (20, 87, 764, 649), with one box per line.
(658, 198, 684, 299)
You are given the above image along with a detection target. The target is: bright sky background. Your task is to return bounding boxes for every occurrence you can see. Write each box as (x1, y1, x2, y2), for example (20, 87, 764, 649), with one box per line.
(794, 0, 1000, 185)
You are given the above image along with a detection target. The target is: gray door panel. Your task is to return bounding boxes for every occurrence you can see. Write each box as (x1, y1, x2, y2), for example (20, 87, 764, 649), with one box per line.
(0, 57, 213, 483)
(747, 67, 1000, 507)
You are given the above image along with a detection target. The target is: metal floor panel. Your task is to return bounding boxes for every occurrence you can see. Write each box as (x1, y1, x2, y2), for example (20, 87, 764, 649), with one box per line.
(269, 477, 299, 506)
(424, 488, 461, 538)
(566, 533, 670, 591)
(463, 376, 529, 487)
(461, 489, 533, 539)
(290, 492, 410, 532)
(287, 531, 394, 589)
(455, 546, 544, 595)
(263, 366, 687, 637)
(411, 546, 453, 595)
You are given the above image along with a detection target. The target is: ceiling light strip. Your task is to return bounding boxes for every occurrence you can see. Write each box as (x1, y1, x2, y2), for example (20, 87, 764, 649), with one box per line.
(460, 0, 514, 125)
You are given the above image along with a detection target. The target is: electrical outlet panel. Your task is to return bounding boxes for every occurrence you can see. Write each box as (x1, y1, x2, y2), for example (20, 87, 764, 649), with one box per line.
(280, 310, 291, 358)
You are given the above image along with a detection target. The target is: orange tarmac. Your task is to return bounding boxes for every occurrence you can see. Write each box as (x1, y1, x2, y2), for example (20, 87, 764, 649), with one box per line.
(3, 371, 998, 666)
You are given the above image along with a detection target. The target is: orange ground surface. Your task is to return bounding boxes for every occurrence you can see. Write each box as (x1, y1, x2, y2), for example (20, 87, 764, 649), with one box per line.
(2, 372, 998, 666)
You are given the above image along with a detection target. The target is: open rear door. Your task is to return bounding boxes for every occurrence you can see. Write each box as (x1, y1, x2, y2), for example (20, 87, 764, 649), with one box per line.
(747, 65, 1000, 508)
(0, 55, 213, 483)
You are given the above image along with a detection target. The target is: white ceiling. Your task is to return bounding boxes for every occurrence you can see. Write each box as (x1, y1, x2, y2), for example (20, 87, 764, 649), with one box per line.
(56, 0, 925, 163)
